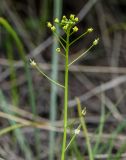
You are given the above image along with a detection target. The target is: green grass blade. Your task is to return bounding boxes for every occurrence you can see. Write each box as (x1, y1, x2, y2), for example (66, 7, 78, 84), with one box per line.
(107, 119, 126, 160)
(68, 122, 83, 160)
(115, 141, 126, 160)
(6, 36, 19, 106)
(0, 17, 36, 119)
(0, 124, 26, 136)
(0, 90, 33, 160)
(72, 139, 83, 160)
(0, 17, 40, 159)
(93, 94, 105, 155)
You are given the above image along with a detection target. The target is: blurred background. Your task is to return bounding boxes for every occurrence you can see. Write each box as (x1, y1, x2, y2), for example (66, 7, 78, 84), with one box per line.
(0, 0, 126, 160)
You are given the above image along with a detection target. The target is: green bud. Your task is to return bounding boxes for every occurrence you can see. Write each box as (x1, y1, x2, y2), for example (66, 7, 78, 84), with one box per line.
(56, 48, 61, 53)
(63, 24, 68, 30)
(51, 26, 56, 31)
(47, 22, 52, 28)
(73, 26, 78, 32)
(61, 19, 65, 24)
(93, 38, 99, 45)
(54, 18, 59, 23)
(62, 15, 67, 20)
(87, 28, 93, 33)
(74, 17, 79, 22)
(70, 14, 75, 20)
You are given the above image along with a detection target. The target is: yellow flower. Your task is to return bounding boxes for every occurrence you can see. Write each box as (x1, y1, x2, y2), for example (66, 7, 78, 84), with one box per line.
(47, 22, 52, 28)
(62, 15, 67, 20)
(74, 17, 79, 22)
(87, 28, 93, 33)
(93, 38, 99, 45)
(54, 18, 59, 23)
(70, 14, 75, 20)
(51, 26, 56, 31)
(73, 26, 78, 32)
(63, 24, 68, 31)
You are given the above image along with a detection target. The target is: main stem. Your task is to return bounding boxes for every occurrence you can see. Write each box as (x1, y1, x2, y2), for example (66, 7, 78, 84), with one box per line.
(61, 30, 70, 160)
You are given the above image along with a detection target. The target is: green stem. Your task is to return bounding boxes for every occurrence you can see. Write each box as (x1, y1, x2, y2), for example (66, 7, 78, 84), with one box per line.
(69, 30, 89, 46)
(61, 29, 70, 160)
(58, 34, 67, 43)
(68, 45, 94, 66)
(65, 134, 76, 151)
(54, 32, 66, 51)
(65, 124, 81, 152)
(35, 65, 64, 88)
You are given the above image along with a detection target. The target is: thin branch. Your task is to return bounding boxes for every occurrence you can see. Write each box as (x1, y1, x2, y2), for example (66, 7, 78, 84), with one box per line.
(69, 30, 89, 46)
(65, 124, 81, 151)
(68, 45, 93, 66)
(35, 64, 65, 88)
(57, 51, 66, 58)
(54, 32, 66, 51)
(59, 34, 67, 43)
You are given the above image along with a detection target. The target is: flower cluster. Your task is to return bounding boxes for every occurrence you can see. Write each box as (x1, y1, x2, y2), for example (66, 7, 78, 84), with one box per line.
(47, 14, 79, 33)
(47, 22, 56, 31)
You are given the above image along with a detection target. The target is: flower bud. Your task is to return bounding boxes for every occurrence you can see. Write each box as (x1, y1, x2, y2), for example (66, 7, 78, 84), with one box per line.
(74, 17, 79, 22)
(73, 26, 78, 32)
(63, 24, 68, 31)
(87, 28, 93, 33)
(56, 48, 61, 53)
(70, 14, 75, 20)
(62, 15, 67, 20)
(93, 38, 99, 45)
(47, 22, 52, 28)
(51, 26, 56, 31)
(54, 18, 59, 23)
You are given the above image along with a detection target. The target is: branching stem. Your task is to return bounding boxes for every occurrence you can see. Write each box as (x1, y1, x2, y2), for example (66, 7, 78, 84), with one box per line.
(54, 32, 66, 51)
(61, 29, 70, 160)
(35, 65, 64, 88)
